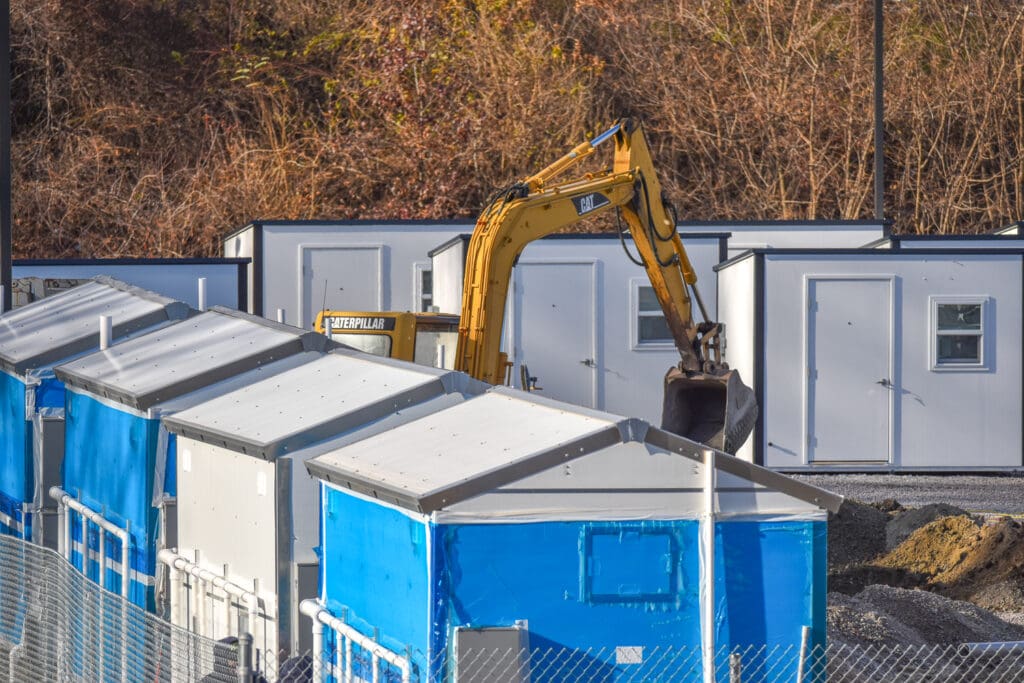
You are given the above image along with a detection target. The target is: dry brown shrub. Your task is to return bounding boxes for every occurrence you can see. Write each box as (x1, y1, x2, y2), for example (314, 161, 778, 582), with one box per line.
(7, 0, 1024, 257)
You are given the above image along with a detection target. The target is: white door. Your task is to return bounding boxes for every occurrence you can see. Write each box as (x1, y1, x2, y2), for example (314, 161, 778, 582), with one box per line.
(807, 277, 892, 463)
(300, 246, 384, 328)
(512, 261, 599, 409)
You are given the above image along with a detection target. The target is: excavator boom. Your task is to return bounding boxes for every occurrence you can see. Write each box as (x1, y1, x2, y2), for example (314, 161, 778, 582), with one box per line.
(455, 119, 756, 453)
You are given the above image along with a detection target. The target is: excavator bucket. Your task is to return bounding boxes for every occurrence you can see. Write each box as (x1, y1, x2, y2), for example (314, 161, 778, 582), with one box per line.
(661, 367, 758, 455)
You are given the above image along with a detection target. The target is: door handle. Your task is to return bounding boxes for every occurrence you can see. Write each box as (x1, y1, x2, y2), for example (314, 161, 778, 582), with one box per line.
(580, 358, 596, 368)
(876, 378, 891, 388)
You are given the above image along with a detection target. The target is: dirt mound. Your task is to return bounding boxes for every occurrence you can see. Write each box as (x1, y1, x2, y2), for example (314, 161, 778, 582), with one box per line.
(829, 499, 889, 567)
(878, 515, 982, 576)
(828, 585, 1024, 647)
(875, 515, 1024, 609)
(885, 503, 971, 550)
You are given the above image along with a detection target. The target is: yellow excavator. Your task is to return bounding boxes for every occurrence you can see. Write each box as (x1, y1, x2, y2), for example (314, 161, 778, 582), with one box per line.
(315, 119, 757, 453)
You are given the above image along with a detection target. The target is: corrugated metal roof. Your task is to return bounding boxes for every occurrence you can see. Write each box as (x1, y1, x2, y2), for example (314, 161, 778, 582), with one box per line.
(163, 350, 482, 459)
(305, 390, 629, 512)
(0, 276, 189, 375)
(306, 387, 843, 515)
(55, 306, 328, 410)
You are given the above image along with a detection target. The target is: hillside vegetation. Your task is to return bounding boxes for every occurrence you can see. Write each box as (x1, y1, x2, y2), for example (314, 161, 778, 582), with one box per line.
(10, 0, 1024, 257)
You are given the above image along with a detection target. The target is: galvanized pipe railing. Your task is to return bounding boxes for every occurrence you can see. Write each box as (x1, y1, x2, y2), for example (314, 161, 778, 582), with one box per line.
(49, 486, 131, 600)
(157, 548, 261, 636)
(300, 599, 411, 683)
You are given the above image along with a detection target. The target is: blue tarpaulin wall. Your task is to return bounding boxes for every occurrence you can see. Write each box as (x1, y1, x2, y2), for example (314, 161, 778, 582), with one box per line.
(63, 389, 176, 609)
(0, 371, 67, 540)
(319, 484, 827, 683)
(0, 372, 31, 522)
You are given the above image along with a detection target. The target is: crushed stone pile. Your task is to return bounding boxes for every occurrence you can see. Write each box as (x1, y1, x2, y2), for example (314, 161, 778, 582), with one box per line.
(828, 585, 1024, 647)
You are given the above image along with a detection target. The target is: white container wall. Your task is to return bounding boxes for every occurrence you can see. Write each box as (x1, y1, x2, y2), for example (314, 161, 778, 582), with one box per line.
(12, 258, 248, 310)
(680, 220, 887, 258)
(718, 249, 1023, 471)
(223, 220, 470, 325)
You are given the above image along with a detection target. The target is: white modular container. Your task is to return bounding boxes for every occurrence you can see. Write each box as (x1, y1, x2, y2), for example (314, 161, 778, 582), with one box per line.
(161, 350, 487, 663)
(718, 247, 1023, 470)
(222, 220, 470, 326)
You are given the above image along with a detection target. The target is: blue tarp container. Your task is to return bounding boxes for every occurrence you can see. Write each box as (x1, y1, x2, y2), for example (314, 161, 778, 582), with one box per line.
(305, 389, 842, 682)
(0, 277, 189, 547)
(53, 307, 331, 609)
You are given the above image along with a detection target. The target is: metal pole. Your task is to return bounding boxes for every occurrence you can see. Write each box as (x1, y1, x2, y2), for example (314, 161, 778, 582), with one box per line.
(0, 0, 11, 313)
(197, 277, 208, 312)
(99, 315, 113, 350)
(701, 448, 717, 683)
(729, 652, 742, 683)
(311, 619, 324, 683)
(236, 632, 253, 683)
(796, 625, 811, 683)
(873, 0, 885, 221)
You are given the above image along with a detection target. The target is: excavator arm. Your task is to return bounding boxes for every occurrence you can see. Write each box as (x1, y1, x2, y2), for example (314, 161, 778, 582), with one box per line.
(455, 119, 756, 453)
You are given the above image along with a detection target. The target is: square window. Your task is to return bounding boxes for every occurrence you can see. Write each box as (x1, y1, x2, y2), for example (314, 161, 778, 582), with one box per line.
(632, 282, 673, 348)
(581, 527, 678, 603)
(931, 298, 987, 370)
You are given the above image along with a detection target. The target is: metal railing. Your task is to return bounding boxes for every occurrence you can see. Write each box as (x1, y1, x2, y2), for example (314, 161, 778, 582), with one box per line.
(298, 599, 412, 683)
(50, 485, 132, 600)
(158, 548, 263, 637)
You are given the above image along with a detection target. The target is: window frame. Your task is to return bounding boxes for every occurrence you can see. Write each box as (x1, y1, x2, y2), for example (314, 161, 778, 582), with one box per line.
(413, 262, 433, 313)
(928, 295, 989, 371)
(629, 278, 675, 351)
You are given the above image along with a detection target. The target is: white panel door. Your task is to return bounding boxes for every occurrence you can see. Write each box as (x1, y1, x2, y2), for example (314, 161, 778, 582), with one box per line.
(807, 277, 892, 463)
(300, 246, 384, 328)
(513, 261, 599, 409)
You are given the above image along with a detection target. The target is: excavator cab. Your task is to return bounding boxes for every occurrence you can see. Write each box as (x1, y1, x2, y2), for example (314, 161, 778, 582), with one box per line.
(314, 311, 460, 369)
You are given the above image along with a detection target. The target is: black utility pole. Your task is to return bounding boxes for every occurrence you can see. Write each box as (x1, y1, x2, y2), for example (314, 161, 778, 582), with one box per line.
(0, 0, 10, 312)
(873, 0, 885, 221)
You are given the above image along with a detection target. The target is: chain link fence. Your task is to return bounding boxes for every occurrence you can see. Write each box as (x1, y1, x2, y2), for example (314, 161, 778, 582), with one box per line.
(4, 530, 1024, 682)
(0, 533, 246, 682)
(247, 641, 1024, 682)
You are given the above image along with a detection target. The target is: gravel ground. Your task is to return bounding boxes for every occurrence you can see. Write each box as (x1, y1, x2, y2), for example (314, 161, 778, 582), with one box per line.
(793, 473, 1024, 514)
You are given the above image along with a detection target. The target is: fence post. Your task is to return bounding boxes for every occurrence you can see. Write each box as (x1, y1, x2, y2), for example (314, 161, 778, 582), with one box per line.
(729, 651, 741, 683)
(237, 632, 253, 683)
(796, 625, 811, 683)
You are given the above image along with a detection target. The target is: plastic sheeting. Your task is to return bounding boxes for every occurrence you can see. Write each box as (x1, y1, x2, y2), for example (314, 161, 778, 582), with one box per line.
(318, 483, 827, 682)
(63, 388, 172, 608)
(0, 372, 31, 512)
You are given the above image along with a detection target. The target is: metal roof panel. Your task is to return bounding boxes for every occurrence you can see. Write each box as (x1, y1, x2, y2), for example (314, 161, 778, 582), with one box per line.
(164, 352, 464, 458)
(0, 277, 187, 375)
(54, 308, 313, 410)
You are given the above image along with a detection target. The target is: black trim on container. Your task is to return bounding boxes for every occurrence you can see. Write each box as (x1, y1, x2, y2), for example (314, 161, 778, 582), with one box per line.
(753, 253, 766, 467)
(716, 247, 1024, 272)
(235, 261, 248, 311)
(252, 222, 264, 317)
(427, 234, 471, 258)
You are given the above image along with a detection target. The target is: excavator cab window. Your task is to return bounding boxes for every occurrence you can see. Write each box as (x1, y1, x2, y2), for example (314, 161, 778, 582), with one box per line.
(413, 322, 459, 370)
(330, 332, 392, 358)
